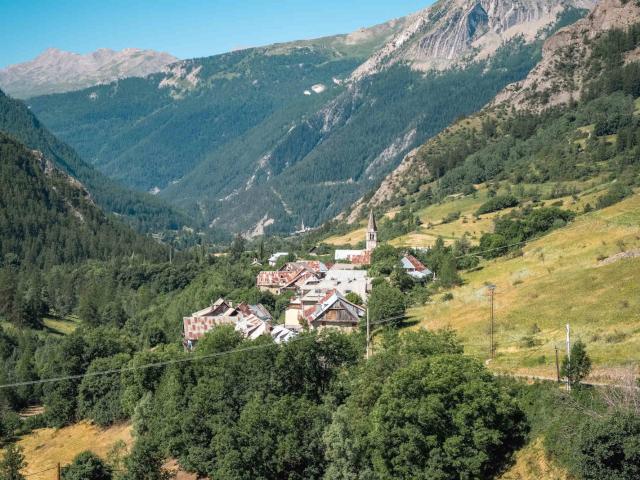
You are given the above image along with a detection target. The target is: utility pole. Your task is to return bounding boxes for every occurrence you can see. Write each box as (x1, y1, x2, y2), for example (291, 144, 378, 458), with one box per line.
(57, 462, 61, 480)
(366, 307, 371, 359)
(555, 345, 561, 383)
(488, 284, 496, 359)
(565, 323, 571, 391)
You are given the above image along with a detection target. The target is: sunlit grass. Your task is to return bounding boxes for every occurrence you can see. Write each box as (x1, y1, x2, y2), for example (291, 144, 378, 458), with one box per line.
(409, 193, 640, 379)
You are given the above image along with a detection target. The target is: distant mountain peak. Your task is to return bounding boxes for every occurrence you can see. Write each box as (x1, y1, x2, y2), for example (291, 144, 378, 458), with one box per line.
(350, 0, 596, 81)
(0, 47, 178, 98)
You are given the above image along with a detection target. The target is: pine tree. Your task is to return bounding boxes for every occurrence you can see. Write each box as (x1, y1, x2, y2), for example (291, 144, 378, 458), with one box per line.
(561, 340, 592, 387)
(0, 443, 26, 480)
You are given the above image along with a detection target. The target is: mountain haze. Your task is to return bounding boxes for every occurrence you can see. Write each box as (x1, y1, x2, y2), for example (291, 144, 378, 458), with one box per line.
(28, 0, 593, 235)
(0, 48, 177, 99)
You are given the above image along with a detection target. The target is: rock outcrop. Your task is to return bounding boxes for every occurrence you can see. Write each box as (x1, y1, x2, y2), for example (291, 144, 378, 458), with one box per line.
(350, 0, 596, 81)
(494, 0, 640, 110)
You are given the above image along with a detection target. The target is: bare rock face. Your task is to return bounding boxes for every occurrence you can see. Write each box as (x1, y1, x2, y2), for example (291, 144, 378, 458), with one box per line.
(350, 0, 596, 81)
(494, 0, 640, 110)
(0, 48, 177, 98)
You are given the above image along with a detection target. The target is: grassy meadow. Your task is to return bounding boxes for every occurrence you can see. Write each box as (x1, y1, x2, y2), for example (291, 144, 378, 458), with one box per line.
(408, 192, 640, 379)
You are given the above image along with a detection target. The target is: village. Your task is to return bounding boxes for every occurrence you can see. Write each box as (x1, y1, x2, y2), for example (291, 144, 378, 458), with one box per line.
(182, 211, 434, 348)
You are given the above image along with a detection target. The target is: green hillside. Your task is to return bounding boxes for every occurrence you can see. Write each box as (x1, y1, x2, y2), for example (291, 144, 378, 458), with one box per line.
(0, 89, 190, 233)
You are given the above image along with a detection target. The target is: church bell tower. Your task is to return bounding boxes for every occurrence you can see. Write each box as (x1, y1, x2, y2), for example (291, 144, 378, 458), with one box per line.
(366, 210, 378, 251)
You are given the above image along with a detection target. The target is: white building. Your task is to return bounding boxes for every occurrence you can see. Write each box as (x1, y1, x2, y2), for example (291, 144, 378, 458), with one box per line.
(268, 252, 289, 267)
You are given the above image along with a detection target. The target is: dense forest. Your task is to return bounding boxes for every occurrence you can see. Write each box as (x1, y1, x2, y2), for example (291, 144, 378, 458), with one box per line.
(0, 89, 190, 233)
(1, 7, 639, 480)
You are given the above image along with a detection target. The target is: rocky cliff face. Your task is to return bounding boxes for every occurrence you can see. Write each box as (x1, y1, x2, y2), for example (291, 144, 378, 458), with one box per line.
(0, 48, 177, 98)
(350, 0, 595, 80)
(351, 0, 640, 222)
(494, 0, 640, 110)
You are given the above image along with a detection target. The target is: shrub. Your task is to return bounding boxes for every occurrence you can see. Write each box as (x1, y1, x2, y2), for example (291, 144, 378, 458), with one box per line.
(596, 183, 633, 209)
(62, 451, 112, 480)
(577, 412, 640, 480)
(476, 194, 519, 215)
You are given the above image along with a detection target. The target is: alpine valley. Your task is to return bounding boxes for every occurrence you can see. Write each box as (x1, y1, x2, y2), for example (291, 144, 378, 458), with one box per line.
(2, 1, 640, 479)
(27, 0, 594, 235)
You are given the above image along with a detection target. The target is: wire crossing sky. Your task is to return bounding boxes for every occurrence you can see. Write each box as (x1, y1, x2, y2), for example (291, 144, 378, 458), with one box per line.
(0, 0, 434, 68)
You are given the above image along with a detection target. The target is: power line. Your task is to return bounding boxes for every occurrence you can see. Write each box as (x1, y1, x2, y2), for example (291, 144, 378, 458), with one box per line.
(0, 337, 299, 390)
(23, 466, 57, 477)
(0, 312, 411, 391)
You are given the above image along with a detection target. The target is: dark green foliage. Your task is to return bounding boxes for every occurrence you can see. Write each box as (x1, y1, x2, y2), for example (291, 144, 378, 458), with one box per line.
(225, 394, 330, 480)
(515, 381, 640, 480)
(124, 438, 172, 480)
(29, 32, 547, 233)
(77, 354, 131, 426)
(0, 133, 167, 270)
(378, 208, 422, 241)
(324, 332, 524, 480)
(596, 183, 633, 209)
(419, 237, 463, 286)
(0, 89, 189, 233)
(367, 282, 406, 327)
(368, 356, 526, 479)
(369, 244, 400, 276)
(345, 292, 364, 306)
(0, 444, 25, 480)
(61, 451, 112, 480)
(479, 207, 576, 259)
(476, 194, 519, 215)
(577, 412, 640, 480)
(561, 340, 592, 387)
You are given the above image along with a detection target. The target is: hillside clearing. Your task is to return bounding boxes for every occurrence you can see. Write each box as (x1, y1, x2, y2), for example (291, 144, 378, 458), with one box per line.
(499, 437, 571, 480)
(409, 193, 640, 379)
(14, 421, 132, 479)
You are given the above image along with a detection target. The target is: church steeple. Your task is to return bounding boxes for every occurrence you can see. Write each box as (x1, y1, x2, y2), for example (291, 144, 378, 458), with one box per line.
(366, 210, 378, 251)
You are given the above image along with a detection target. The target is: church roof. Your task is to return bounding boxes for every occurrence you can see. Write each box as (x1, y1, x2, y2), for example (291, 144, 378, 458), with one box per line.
(368, 210, 377, 231)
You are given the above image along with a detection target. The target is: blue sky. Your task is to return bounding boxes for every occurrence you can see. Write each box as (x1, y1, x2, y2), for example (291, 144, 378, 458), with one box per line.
(0, 0, 434, 68)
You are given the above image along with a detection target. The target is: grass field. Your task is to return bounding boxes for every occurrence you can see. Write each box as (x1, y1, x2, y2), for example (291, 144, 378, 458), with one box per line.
(408, 192, 640, 379)
(42, 316, 79, 335)
(325, 180, 611, 250)
(499, 437, 571, 480)
(15, 421, 132, 479)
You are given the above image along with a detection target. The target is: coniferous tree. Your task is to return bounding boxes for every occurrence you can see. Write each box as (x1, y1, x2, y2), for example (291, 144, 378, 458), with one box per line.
(0, 443, 26, 480)
(561, 340, 592, 387)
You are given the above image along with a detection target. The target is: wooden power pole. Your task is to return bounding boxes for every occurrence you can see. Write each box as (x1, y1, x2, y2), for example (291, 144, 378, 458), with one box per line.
(488, 285, 496, 359)
(565, 323, 571, 391)
(57, 463, 61, 480)
(366, 307, 371, 359)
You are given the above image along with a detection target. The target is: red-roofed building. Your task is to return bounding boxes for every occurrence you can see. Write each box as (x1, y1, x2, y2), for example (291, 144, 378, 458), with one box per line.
(183, 298, 273, 349)
(300, 290, 365, 332)
(400, 254, 433, 280)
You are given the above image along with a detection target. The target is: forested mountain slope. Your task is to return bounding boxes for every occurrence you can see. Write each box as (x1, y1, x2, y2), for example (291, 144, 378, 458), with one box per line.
(0, 89, 189, 233)
(0, 133, 166, 268)
(349, 0, 640, 224)
(28, 1, 592, 235)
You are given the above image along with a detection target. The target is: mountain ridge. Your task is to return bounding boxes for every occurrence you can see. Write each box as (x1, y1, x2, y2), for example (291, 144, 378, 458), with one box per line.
(0, 47, 177, 99)
(26, 0, 592, 235)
